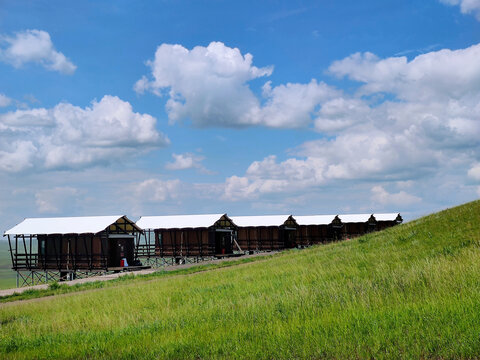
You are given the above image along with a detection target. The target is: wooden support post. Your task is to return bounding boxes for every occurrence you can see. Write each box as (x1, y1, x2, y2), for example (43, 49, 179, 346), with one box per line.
(100, 234, 106, 270)
(90, 235, 93, 270)
(52, 235, 60, 271)
(15, 236, 18, 269)
(43, 237, 47, 270)
(196, 229, 201, 261)
(7, 235, 14, 270)
(22, 235, 30, 269)
(232, 232, 242, 252)
(270, 227, 274, 250)
(74, 234, 78, 270)
(29, 235, 33, 268)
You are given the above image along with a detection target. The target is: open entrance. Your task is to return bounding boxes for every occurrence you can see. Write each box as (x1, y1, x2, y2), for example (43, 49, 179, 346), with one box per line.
(108, 235, 135, 267)
(283, 228, 297, 248)
(214, 230, 233, 255)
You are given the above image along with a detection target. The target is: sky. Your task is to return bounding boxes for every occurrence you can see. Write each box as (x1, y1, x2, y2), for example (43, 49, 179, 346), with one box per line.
(0, 0, 480, 232)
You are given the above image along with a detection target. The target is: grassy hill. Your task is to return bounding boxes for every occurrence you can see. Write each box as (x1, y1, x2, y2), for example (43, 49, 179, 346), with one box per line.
(0, 200, 479, 359)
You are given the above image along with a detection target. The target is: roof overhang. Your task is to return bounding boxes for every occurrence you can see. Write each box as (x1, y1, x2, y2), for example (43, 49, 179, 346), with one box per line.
(4, 215, 140, 236)
(373, 213, 402, 222)
(136, 214, 227, 230)
(338, 214, 375, 223)
(230, 215, 294, 227)
(294, 215, 340, 226)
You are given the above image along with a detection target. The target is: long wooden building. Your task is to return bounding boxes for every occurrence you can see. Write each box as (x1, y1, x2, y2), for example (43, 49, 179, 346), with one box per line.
(4, 215, 144, 285)
(294, 215, 343, 246)
(4, 211, 404, 286)
(135, 214, 238, 263)
(374, 213, 403, 230)
(230, 215, 298, 253)
(338, 214, 377, 238)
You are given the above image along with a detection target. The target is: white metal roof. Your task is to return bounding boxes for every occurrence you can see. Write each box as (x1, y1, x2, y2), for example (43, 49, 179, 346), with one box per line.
(294, 215, 338, 226)
(4, 215, 129, 235)
(136, 214, 226, 230)
(338, 214, 373, 223)
(374, 213, 401, 221)
(230, 215, 291, 227)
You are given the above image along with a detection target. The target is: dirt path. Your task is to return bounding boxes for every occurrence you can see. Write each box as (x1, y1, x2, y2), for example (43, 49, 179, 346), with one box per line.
(0, 251, 277, 299)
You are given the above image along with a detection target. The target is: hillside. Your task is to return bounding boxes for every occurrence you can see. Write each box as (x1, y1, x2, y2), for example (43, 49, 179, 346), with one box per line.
(0, 201, 480, 359)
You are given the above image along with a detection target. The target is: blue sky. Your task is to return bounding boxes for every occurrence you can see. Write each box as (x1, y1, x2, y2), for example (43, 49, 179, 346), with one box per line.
(1, 0, 480, 231)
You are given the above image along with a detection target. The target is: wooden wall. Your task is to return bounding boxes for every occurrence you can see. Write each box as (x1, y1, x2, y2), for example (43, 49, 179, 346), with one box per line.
(33, 234, 135, 270)
(36, 234, 108, 270)
(155, 229, 214, 257)
(296, 225, 341, 246)
(342, 222, 376, 238)
(237, 226, 295, 252)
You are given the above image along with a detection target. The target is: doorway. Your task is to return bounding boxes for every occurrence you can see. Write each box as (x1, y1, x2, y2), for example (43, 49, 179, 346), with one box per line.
(108, 236, 135, 267)
(214, 230, 233, 255)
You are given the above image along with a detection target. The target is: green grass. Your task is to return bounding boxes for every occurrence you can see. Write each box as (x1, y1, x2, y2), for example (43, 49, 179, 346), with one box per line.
(0, 254, 276, 303)
(1, 200, 480, 359)
(0, 241, 16, 290)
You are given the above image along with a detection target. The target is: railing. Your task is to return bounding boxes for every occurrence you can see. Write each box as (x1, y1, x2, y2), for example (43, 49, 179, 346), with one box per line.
(11, 253, 39, 269)
(11, 252, 108, 270)
(135, 244, 156, 257)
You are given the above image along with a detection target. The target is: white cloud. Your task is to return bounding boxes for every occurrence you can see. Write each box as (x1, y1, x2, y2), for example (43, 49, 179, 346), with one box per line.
(258, 80, 337, 128)
(0, 29, 76, 74)
(468, 164, 480, 198)
(0, 140, 37, 172)
(35, 187, 79, 213)
(136, 41, 337, 128)
(328, 43, 480, 102)
(468, 163, 480, 181)
(223, 43, 480, 204)
(135, 42, 272, 127)
(440, 0, 480, 20)
(133, 178, 181, 202)
(371, 186, 421, 206)
(223, 155, 325, 201)
(224, 174, 290, 201)
(165, 152, 205, 170)
(0, 94, 11, 107)
(0, 95, 169, 171)
(314, 97, 371, 133)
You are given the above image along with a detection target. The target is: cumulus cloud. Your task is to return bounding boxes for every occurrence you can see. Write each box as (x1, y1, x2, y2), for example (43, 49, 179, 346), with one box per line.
(328, 43, 480, 102)
(35, 187, 79, 213)
(223, 43, 480, 202)
(0, 141, 37, 172)
(133, 178, 181, 202)
(0, 94, 11, 107)
(165, 152, 215, 175)
(440, 0, 480, 20)
(468, 163, 480, 181)
(165, 152, 205, 170)
(223, 155, 325, 201)
(468, 164, 480, 198)
(136, 41, 337, 128)
(314, 97, 371, 133)
(0, 29, 76, 74)
(371, 186, 421, 206)
(135, 42, 271, 127)
(0, 95, 169, 172)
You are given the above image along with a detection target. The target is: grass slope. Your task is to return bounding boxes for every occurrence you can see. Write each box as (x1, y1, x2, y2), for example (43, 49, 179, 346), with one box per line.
(0, 201, 480, 359)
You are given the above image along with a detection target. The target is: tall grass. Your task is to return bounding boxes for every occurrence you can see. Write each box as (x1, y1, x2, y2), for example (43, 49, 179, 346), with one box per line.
(0, 200, 479, 359)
